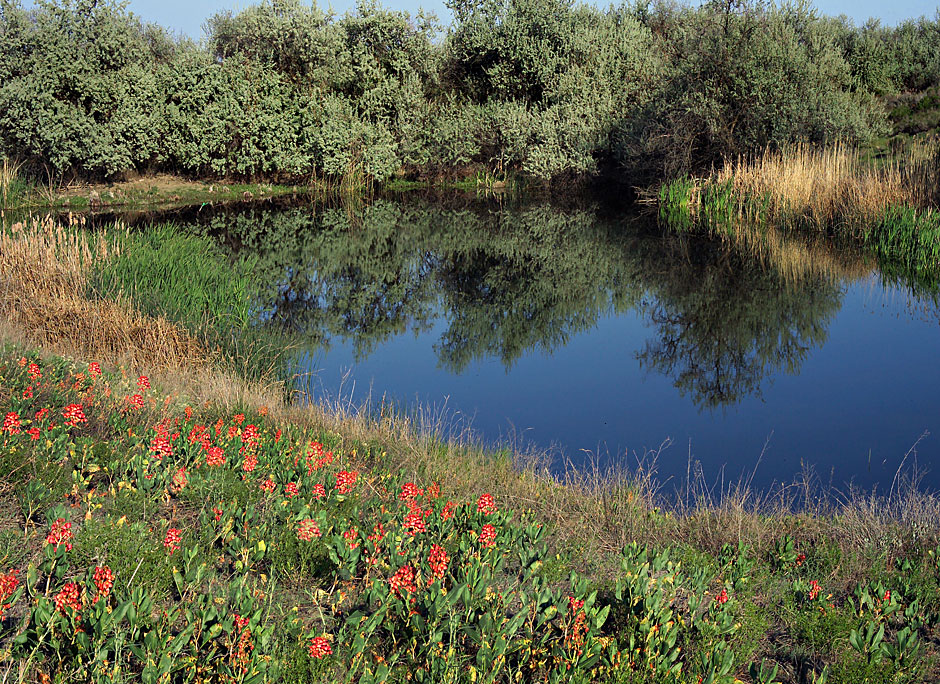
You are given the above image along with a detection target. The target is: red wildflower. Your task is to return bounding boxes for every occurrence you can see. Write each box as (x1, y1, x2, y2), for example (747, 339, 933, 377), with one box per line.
(27, 426, 40, 440)
(164, 528, 182, 555)
(184, 405, 193, 421)
(298, 519, 322, 541)
(150, 435, 173, 461)
(428, 544, 448, 579)
(2, 412, 21, 434)
(809, 580, 821, 601)
(137, 375, 151, 390)
(62, 403, 86, 426)
(46, 519, 73, 552)
(0, 570, 18, 619)
(343, 528, 359, 549)
(274, 429, 282, 444)
(308, 636, 332, 659)
(241, 454, 257, 473)
(22, 386, 32, 399)
(476, 493, 497, 515)
(284, 482, 299, 498)
(27, 363, 41, 380)
(126, 394, 144, 410)
(440, 501, 457, 521)
(312, 483, 326, 500)
(88, 362, 101, 377)
(404, 512, 426, 536)
(389, 564, 417, 598)
(213, 507, 224, 522)
(883, 590, 891, 603)
(242, 424, 259, 444)
(54, 582, 82, 615)
(715, 588, 729, 605)
(334, 470, 358, 494)
(478, 524, 496, 548)
(206, 446, 226, 467)
(795, 553, 806, 567)
(260, 478, 276, 493)
(233, 413, 245, 425)
(568, 596, 585, 613)
(400, 482, 422, 501)
(34, 408, 49, 422)
(93, 566, 114, 598)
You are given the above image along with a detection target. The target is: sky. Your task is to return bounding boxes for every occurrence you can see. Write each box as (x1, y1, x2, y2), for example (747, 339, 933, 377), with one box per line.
(117, 0, 939, 39)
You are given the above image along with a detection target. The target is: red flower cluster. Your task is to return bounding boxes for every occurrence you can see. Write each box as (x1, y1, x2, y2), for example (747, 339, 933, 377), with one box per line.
(55, 582, 82, 615)
(137, 375, 151, 390)
(809, 580, 821, 601)
(284, 482, 300, 498)
(2, 412, 21, 434)
(164, 528, 182, 555)
(343, 528, 359, 550)
(568, 596, 585, 613)
(334, 470, 358, 494)
(479, 524, 496, 548)
(0, 570, 18, 619)
(260, 478, 276, 493)
(715, 588, 729, 605)
(27, 426, 40, 440)
(400, 482, 422, 501)
(62, 403, 86, 426)
(440, 501, 457, 521)
(428, 544, 448, 579)
(298, 519, 321, 541)
(27, 363, 41, 381)
(241, 454, 258, 473)
(213, 507, 224, 522)
(46, 519, 74, 552)
(93, 566, 114, 599)
(206, 446, 226, 467)
(126, 394, 144, 410)
(390, 564, 417, 598)
(88, 362, 101, 377)
(150, 435, 173, 461)
(311, 483, 326, 500)
(308, 636, 332, 659)
(22, 386, 32, 399)
(795, 553, 806, 567)
(403, 512, 426, 536)
(476, 493, 497, 515)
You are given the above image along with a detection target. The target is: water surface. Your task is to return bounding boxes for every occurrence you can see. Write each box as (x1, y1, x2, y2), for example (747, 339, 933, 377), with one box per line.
(137, 197, 940, 492)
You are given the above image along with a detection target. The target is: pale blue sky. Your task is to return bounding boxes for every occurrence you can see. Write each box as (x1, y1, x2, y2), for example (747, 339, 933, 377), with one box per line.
(120, 0, 939, 38)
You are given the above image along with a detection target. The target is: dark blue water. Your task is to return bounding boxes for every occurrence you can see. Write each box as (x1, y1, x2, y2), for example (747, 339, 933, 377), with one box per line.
(175, 197, 940, 493)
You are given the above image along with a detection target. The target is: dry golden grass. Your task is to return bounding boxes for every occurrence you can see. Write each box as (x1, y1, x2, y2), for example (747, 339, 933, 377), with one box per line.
(0, 216, 207, 371)
(712, 140, 940, 226)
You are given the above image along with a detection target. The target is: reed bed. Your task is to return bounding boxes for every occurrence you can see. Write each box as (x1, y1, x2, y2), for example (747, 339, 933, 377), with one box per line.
(659, 141, 940, 286)
(0, 216, 208, 370)
(708, 141, 939, 227)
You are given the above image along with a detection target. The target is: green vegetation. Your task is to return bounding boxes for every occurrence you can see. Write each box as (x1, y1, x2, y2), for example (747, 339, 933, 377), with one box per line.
(656, 142, 940, 286)
(1, 338, 940, 682)
(1, 0, 938, 193)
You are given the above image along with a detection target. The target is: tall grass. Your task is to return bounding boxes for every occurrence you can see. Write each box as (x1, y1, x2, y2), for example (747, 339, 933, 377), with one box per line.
(0, 217, 206, 369)
(0, 158, 32, 208)
(89, 223, 258, 333)
(659, 141, 940, 285)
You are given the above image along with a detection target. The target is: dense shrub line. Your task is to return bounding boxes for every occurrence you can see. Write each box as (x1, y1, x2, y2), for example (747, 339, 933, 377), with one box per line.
(0, 0, 938, 184)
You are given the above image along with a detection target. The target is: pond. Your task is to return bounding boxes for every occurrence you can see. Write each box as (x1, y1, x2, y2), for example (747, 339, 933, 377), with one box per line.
(107, 195, 940, 494)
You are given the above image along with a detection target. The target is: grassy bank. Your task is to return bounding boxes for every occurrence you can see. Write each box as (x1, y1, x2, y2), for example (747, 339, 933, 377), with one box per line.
(657, 142, 940, 285)
(0, 168, 319, 213)
(1, 218, 940, 683)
